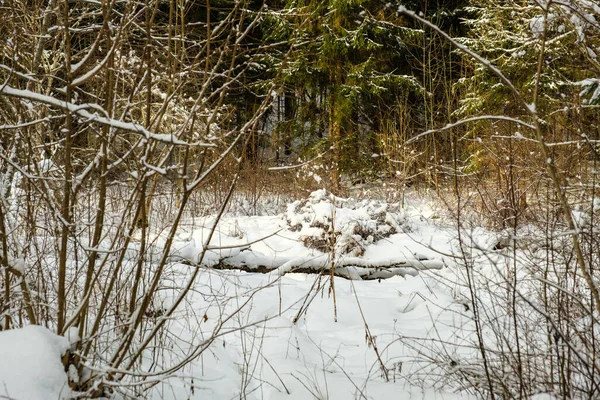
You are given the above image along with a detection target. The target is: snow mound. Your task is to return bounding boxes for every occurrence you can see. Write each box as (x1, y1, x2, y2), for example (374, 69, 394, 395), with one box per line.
(0, 325, 71, 400)
(285, 189, 407, 257)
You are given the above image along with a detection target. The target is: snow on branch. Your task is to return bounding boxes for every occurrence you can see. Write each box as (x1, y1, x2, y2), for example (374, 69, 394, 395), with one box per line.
(0, 85, 213, 147)
(209, 254, 442, 281)
(407, 115, 537, 144)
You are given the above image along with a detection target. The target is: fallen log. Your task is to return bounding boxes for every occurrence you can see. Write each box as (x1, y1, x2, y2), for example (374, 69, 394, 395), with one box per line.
(185, 252, 444, 280)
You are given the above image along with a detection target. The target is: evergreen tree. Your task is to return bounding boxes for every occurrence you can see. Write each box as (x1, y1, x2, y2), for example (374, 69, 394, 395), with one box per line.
(455, 0, 600, 173)
(261, 0, 426, 189)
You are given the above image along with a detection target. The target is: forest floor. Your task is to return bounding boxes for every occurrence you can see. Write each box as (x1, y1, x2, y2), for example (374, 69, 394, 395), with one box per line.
(0, 189, 551, 399)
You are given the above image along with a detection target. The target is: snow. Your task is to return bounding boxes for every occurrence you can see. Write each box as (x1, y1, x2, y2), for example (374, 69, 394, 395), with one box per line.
(38, 157, 57, 173)
(0, 325, 71, 400)
(142, 266, 475, 399)
(530, 15, 545, 37)
(65, 327, 80, 351)
(0, 85, 208, 147)
(576, 78, 600, 104)
(0, 190, 584, 399)
(153, 190, 446, 281)
(114, 191, 477, 398)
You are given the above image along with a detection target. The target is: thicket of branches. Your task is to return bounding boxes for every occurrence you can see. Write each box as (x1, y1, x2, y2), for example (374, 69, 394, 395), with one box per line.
(399, 1, 600, 398)
(0, 0, 279, 395)
(1, 0, 600, 398)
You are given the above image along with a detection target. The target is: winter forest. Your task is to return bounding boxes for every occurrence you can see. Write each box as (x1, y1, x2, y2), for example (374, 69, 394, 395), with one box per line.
(0, 0, 599, 399)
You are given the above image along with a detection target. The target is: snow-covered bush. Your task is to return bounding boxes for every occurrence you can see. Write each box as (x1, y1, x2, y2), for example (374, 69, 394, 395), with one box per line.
(285, 189, 408, 257)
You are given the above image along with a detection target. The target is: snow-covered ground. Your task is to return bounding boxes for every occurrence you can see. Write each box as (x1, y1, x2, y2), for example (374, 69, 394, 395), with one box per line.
(0, 325, 72, 399)
(131, 191, 482, 399)
(0, 190, 564, 399)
